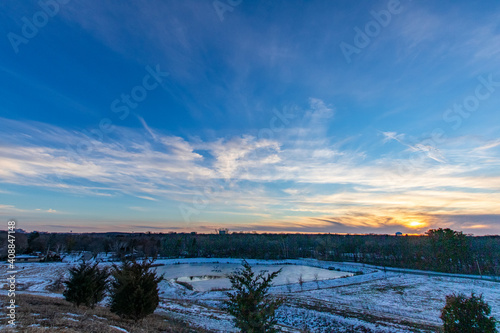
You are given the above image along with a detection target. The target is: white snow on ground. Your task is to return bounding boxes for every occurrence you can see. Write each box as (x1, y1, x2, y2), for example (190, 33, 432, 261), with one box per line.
(158, 301, 237, 332)
(1, 257, 499, 332)
(93, 314, 107, 320)
(298, 272, 500, 326)
(109, 325, 129, 332)
(277, 304, 411, 333)
(0, 262, 69, 294)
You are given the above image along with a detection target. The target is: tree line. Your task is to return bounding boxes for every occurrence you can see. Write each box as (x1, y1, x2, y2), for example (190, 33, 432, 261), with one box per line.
(1, 228, 499, 275)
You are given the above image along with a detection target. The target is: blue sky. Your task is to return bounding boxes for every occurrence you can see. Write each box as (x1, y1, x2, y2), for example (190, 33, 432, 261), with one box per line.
(1, 0, 500, 234)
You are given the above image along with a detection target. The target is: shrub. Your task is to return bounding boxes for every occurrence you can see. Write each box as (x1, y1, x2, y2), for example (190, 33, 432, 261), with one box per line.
(63, 261, 109, 308)
(224, 260, 284, 332)
(440, 293, 497, 332)
(109, 259, 164, 322)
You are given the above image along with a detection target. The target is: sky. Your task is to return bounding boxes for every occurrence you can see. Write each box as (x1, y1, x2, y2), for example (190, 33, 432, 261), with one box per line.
(0, 0, 500, 235)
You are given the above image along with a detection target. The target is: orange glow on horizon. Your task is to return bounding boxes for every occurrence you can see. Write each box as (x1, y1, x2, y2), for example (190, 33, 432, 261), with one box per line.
(407, 221, 426, 228)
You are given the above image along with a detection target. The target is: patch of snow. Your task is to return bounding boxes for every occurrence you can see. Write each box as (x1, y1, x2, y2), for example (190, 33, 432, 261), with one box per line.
(109, 325, 129, 332)
(3, 257, 499, 332)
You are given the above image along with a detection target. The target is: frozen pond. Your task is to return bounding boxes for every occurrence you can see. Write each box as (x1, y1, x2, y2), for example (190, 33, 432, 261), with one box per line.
(156, 263, 353, 291)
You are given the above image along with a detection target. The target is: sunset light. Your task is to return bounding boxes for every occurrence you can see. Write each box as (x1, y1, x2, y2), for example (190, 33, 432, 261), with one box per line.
(1, 1, 499, 236)
(407, 221, 426, 229)
(1, 2, 500, 331)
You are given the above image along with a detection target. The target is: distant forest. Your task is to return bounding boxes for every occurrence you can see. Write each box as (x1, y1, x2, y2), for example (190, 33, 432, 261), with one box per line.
(2, 228, 499, 276)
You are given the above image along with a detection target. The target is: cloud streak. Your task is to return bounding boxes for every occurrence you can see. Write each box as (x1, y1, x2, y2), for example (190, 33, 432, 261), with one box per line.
(1, 95, 500, 235)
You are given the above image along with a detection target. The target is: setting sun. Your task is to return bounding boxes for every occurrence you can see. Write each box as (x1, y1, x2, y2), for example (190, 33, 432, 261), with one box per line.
(406, 221, 426, 229)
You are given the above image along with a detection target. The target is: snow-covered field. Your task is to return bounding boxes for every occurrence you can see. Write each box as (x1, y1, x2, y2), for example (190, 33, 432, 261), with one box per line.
(1, 256, 499, 332)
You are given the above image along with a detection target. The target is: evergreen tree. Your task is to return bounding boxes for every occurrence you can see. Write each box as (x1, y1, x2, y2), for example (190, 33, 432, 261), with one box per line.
(224, 260, 284, 332)
(63, 261, 109, 308)
(440, 293, 497, 332)
(109, 258, 164, 322)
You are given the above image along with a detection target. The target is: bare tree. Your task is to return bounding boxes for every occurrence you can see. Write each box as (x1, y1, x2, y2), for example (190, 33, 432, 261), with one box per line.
(313, 273, 320, 289)
(298, 274, 304, 291)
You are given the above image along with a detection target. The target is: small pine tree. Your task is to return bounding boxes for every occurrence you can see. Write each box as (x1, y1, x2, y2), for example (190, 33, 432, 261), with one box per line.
(63, 261, 109, 308)
(224, 260, 284, 333)
(109, 258, 164, 322)
(440, 293, 497, 333)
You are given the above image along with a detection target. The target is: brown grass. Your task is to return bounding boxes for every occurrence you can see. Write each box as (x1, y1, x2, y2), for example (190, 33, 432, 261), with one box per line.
(0, 293, 210, 332)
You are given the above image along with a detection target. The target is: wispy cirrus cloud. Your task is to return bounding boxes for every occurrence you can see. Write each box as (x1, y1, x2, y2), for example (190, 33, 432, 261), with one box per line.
(1, 96, 500, 234)
(473, 138, 500, 151)
(0, 204, 59, 215)
(382, 131, 446, 163)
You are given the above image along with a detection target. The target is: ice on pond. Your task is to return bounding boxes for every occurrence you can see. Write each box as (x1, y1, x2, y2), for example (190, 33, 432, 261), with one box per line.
(156, 263, 353, 291)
